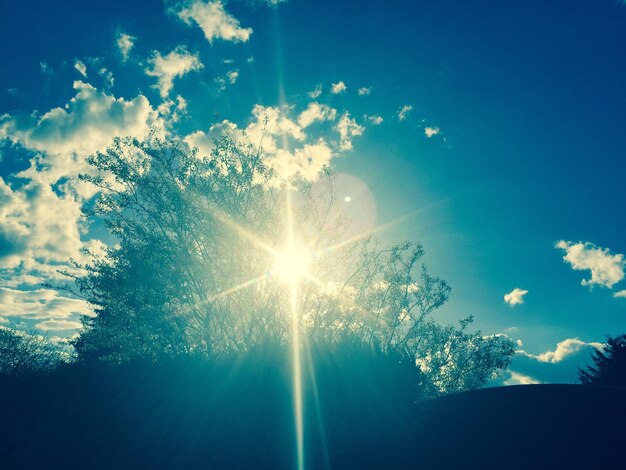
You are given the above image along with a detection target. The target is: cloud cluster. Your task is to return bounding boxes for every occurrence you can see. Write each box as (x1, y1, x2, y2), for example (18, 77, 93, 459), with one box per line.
(177, 0, 253, 44)
(504, 288, 528, 306)
(0, 81, 159, 328)
(145, 46, 203, 98)
(0, 287, 93, 323)
(185, 101, 364, 182)
(555, 240, 625, 289)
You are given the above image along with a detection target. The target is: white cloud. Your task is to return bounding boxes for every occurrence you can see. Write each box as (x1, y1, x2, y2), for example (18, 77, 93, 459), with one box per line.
(504, 288, 528, 306)
(308, 84, 322, 99)
(519, 338, 603, 364)
(35, 319, 83, 331)
(74, 60, 87, 78)
(336, 112, 364, 151)
(364, 114, 383, 125)
(556, 240, 625, 288)
(358, 87, 371, 96)
(116, 32, 136, 61)
(177, 0, 252, 44)
(1, 81, 158, 181)
(297, 102, 337, 128)
(0, 287, 93, 321)
(145, 46, 203, 98)
(331, 81, 347, 94)
(398, 105, 413, 121)
(424, 126, 440, 138)
(494, 337, 604, 385)
(504, 370, 540, 385)
(0, 81, 158, 287)
(269, 140, 334, 181)
(614, 290, 626, 298)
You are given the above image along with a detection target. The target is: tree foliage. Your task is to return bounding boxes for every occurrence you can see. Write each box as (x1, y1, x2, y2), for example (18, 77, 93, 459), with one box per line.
(68, 133, 514, 396)
(0, 328, 62, 376)
(579, 334, 626, 387)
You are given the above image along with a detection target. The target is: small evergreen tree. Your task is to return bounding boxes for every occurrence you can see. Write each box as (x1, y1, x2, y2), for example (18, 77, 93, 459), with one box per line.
(579, 334, 626, 387)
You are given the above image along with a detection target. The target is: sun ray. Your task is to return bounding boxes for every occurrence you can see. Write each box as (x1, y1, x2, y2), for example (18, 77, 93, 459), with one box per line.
(318, 199, 449, 256)
(206, 205, 279, 257)
(206, 274, 268, 302)
(284, 189, 305, 470)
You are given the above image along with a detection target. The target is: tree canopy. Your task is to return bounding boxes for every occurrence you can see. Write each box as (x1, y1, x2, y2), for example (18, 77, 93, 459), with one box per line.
(64, 132, 514, 396)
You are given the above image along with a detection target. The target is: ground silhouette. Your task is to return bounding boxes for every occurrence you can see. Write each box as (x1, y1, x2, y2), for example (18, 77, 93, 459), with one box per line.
(1, 345, 624, 469)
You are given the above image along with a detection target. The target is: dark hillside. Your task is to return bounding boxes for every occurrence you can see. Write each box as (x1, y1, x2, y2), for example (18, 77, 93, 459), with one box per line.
(1, 352, 624, 469)
(416, 384, 626, 468)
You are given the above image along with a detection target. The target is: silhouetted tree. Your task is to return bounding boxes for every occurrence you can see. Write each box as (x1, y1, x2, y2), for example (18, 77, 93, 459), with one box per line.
(0, 327, 62, 376)
(63, 133, 514, 396)
(579, 334, 626, 387)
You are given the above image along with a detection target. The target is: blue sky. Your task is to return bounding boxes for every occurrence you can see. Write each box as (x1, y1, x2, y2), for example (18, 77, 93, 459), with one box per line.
(1, 0, 625, 384)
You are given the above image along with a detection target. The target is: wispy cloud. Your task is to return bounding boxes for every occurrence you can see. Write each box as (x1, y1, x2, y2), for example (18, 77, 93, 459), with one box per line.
(358, 87, 371, 96)
(74, 60, 87, 78)
(177, 0, 253, 44)
(556, 240, 625, 289)
(397, 104, 413, 121)
(336, 112, 364, 151)
(35, 319, 83, 331)
(308, 84, 322, 99)
(116, 32, 136, 61)
(364, 114, 383, 125)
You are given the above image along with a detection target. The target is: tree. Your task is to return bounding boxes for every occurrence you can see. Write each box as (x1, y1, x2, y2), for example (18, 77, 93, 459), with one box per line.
(0, 327, 62, 376)
(66, 133, 514, 396)
(579, 334, 626, 387)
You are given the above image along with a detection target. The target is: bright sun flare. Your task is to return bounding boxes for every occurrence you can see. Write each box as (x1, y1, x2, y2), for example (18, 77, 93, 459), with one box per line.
(272, 242, 312, 284)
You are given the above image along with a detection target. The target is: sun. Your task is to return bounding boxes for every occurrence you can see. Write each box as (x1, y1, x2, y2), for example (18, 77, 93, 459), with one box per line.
(272, 241, 312, 285)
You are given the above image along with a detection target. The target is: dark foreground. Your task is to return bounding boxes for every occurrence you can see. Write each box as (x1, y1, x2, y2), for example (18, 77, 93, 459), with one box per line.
(1, 354, 624, 469)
